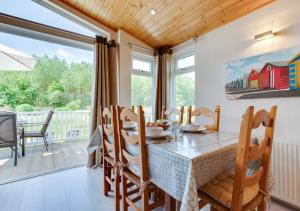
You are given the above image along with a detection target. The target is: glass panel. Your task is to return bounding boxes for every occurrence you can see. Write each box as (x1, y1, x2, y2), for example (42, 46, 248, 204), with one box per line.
(177, 55, 195, 69)
(175, 72, 195, 107)
(0, 32, 94, 110)
(0, 31, 94, 183)
(0, 0, 95, 37)
(132, 59, 151, 72)
(131, 74, 153, 121)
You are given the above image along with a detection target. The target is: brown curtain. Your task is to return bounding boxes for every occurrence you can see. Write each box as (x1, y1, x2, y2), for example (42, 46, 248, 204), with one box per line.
(87, 36, 118, 168)
(154, 46, 172, 121)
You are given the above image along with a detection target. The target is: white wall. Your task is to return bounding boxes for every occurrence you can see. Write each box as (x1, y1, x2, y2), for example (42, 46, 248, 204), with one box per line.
(173, 0, 300, 143)
(117, 29, 154, 106)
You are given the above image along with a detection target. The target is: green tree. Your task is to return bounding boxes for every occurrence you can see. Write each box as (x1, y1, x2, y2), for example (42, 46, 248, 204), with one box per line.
(47, 81, 65, 94)
(48, 90, 66, 108)
(34, 55, 68, 92)
(0, 72, 37, 108)
(0, 55, 93, 110)
(131, 74, 152, 112)
(61, 61, 92, 107)
(175, 73, 195, 106)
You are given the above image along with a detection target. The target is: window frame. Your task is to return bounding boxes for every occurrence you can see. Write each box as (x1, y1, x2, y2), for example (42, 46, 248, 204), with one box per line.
(132, 54, 154, 77)
(171, 51, 195, 107)
(131, 52, 155, 120)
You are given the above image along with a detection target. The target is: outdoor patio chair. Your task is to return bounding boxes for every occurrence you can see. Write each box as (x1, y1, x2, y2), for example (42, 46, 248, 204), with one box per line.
(20, 109, 54, 156)
(0, 112, 18, 166)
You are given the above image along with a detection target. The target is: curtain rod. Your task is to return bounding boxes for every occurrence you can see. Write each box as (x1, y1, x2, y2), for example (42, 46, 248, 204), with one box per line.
(128, 43, 154, 52)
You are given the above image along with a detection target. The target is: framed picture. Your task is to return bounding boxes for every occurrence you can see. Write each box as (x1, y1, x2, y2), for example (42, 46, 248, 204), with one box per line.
(225, 47, 300, 99)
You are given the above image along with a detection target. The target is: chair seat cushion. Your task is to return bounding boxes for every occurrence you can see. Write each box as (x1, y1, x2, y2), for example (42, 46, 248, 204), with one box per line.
(23, 131, 44, 137)
(200, 171, 259, 208)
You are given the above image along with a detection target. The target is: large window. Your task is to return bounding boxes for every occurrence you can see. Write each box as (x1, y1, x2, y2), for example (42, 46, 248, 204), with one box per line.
(131, 53, 154, 121)
(0, 32, 93, 111)
(0, 0, 94, 37)
(172, 54, 195, 107)
(0, 0, 95, 183)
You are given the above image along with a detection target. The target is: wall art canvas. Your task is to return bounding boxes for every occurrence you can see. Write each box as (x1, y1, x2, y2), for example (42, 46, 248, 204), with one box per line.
(225, 47, 300, 99)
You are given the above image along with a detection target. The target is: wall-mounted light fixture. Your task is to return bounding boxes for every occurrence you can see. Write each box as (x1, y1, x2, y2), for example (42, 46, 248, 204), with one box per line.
(254, 30, 274, 41)
(150, 9, 156, 15)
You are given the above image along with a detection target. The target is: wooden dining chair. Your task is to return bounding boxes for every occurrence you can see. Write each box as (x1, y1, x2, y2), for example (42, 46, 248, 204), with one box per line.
(187, 105, 220, 131)
(197, 106, 277, 211)
(116, 106, 164, 211)
(161, 106, 184, 124)
(101, 106, 121, 211)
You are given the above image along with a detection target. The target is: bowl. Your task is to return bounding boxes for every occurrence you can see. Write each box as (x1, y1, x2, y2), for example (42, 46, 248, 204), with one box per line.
(157, 119, 169, 124)
(183, 123, 201, 130)
(146, 126, 163, 136)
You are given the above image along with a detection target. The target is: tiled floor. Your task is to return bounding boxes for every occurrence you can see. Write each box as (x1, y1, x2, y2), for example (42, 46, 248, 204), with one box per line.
(0, 140, 88, 184)
(0, 166, 296, 211)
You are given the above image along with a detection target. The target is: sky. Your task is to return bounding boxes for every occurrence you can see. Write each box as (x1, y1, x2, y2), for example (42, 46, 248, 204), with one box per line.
(0, 0, 95, 64)
(225, 47, 300, 83)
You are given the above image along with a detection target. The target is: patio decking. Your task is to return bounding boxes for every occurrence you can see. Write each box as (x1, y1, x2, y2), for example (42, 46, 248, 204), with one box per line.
(0, 140, 88, 184)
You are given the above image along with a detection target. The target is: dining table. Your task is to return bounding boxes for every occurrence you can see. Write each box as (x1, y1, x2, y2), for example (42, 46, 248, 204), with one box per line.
(126, 130, 239, 211)
(93, 125, 244, 211)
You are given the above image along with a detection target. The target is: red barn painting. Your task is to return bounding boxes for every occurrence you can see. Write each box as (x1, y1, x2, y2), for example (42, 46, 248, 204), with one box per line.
(260, 62, 289, 90)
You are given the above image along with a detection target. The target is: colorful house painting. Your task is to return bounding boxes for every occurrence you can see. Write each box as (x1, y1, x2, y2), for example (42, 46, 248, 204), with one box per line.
(288, 53, 300, 90)
(249, 69, 259, 88)
(243, 74, 248, 88)
(225, 47, 300, 99)
(260, 62, 289, 90)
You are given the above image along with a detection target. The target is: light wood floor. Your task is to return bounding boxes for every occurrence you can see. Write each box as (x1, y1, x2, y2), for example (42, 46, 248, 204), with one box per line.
(0, 166, 295, 211)
(0, 140, 88, 184)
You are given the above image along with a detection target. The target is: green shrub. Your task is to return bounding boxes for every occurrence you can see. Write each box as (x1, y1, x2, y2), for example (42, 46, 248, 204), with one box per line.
(16, 104, 34, 112)
(48, 90, 66, 108)
(55, 107, 68, 111)
(66, 100, 81, 110)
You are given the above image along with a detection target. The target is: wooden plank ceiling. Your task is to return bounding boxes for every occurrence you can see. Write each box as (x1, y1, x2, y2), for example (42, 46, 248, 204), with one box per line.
(59, 0, 275, 48)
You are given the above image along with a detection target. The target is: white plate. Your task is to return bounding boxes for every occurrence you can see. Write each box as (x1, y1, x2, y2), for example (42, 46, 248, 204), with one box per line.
(146, 131, 172, 140)
(123, 122, 137, 130)
(182, 127, 206, 133)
